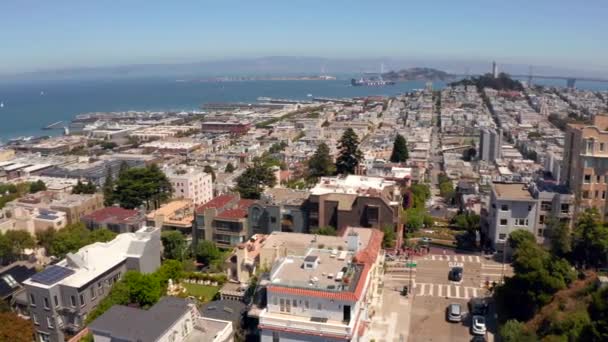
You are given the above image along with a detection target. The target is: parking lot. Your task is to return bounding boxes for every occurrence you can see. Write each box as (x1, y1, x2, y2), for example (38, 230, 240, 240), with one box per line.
(367, 249, 512, 342)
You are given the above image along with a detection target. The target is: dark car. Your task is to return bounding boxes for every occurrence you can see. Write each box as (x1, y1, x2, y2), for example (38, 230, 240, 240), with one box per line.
(469, 298, 489, 315)
(449, 267, 463, 281)
(471, 335, 486, 342)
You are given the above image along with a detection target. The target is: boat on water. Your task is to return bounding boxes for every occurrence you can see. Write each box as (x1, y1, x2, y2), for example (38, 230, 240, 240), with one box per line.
(351, 77, 395, 87)
(307, 93, 313, 97)
(0, 102, 4, 108)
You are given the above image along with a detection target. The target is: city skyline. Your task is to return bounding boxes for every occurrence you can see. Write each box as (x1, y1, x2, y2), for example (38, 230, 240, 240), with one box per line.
(2, 0, 608, 74)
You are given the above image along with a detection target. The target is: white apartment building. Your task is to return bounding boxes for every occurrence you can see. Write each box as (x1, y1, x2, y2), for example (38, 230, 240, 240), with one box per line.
(164, 166, 213, 206)
(259, 228, 384, 342)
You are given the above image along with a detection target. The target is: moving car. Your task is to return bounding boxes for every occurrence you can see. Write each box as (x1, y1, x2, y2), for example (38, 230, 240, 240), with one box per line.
(471, 315, 487, 335)
(471, 336, 486, 342)
(449, 266, 463, 281)
(446, 303, 462, 322)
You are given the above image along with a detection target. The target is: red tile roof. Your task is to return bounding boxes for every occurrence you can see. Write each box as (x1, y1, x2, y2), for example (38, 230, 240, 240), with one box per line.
(82, 207, 139, 223)
(210, 198, 255, 220)
(268, 228, 383, 302)
(196, 194, 236, 213)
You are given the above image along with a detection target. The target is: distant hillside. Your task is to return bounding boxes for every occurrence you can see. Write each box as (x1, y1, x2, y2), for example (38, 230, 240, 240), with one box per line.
(382, 67, 454, 81)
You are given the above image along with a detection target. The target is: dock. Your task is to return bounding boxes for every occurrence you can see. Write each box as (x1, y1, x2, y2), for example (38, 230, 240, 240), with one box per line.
(43, 121, 64, 130)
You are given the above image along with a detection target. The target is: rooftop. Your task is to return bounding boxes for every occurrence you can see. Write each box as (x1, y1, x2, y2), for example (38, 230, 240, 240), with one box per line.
(493, 182, 534, 201)
(24, 226, 159, 289)
(311, 175, 396, 196)
(83, 207, 141, 224)
(147, 200, 194, 226)
(260, 188, 310, 206)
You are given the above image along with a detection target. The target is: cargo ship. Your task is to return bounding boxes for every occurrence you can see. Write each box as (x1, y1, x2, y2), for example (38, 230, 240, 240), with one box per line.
(350, 77, 395, 87)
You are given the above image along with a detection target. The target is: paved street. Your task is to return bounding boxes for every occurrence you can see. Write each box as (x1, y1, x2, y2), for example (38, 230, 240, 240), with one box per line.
(369, 250, 512, 342)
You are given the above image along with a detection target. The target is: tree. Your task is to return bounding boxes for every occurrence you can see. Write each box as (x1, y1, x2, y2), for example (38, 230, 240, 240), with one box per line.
(234, 160, 276, 199)
(204, 165, 216, 182)
(306, 143, 335, 181)
(46, 223, 117, 258)
(382, 226, 396, 248)
(587, 286, 608, 340)
(335, 128, 363, 175)
(452, 213, 480, 234)
(312, 226, 337, 236)
(0, 312, 34, 342)
(405, 184, 431, 209)
(72, 180, 96, 194)
(4, 230, 35, 260)
(390, 134, 409, 163)
(547, 217, 572, 258)
(101, 141, 117, 150)
(196, 240, 222, 266)
(29, 180, 47, 193)
(499, 320, 537, 342)
(112, 165, 173, 210)
(508, 229, 536, 250)
(118, 161, 129, 176)
(225, 163, 236, 173)
(572, 208, 608, 268)
(161, 231, 188, 261)
(122, 271, 163, 308)
(103, 167, 115, 206)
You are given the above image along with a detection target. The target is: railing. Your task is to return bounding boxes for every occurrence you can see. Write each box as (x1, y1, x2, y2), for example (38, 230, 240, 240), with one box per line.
(260, 310, 352, 336)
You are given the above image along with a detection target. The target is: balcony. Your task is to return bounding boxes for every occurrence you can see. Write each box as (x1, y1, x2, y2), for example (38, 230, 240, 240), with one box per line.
(259, 309, 353, 338)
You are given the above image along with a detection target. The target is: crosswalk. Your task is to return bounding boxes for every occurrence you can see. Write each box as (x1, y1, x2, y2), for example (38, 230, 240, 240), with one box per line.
(422, 254, 481, 263)
(415, 282, 479, 299)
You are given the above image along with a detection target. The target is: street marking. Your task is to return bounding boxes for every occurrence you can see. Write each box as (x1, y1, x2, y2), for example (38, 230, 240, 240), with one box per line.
(468, 256, 473, 262)
(475, 256, 481, 262)
(481, 273, 503, 277)
(418, 283, 426, 296)
(471, 287, 478, 298)
(446, 285, 451, 298)
(427, 284, 434, 296)
(448, 262, 464, 268)
(431, 255, 436, 261)
(455, 286, 461, 298)
(438, 284, 443, 297)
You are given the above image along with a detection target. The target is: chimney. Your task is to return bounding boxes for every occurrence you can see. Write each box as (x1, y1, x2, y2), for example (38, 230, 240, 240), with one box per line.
(347, 229, 360, 252)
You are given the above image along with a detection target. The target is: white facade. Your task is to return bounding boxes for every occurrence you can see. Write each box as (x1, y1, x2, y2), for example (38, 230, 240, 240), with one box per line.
(165, 167, 213, 206)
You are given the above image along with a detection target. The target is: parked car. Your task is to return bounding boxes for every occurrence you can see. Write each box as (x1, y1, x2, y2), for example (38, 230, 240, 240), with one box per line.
(471, 315, 487, 335)
(469, 298, 489, 315)
(446, 303, 462, 322)
(471, 336, 486, 342)
(449, 267, 463, 281)
(421, 237, 432, 243)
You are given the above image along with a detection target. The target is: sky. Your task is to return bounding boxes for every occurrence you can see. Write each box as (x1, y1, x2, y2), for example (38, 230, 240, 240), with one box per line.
(1, 0, 608, 74)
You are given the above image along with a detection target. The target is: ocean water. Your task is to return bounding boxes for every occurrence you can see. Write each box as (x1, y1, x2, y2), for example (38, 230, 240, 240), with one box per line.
(0, 78, 443, 140)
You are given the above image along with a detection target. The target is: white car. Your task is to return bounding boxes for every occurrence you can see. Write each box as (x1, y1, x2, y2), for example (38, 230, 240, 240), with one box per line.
(471, 315, 487, 335)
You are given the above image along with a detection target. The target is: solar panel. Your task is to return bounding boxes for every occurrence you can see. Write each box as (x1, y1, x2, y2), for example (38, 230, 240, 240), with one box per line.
(30, 265, 75, 285)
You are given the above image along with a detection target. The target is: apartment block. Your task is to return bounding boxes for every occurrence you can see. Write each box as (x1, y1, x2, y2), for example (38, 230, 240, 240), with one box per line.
(164, 166, 214, 206)
(479, 128, 502, 162)
(194, 194, 255, 248)
(248, 188, 310, 236)
(562, 114, 608, 218)
(23, 226, 161, 342)
(258, 228, 384, 341)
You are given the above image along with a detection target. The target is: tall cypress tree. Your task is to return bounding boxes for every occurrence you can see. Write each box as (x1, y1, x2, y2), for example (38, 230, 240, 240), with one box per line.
(307, 143, 335, 181)
(335, 128, 363, 175)
(390, 134, 409, 163)
(103, 167, 114, 206)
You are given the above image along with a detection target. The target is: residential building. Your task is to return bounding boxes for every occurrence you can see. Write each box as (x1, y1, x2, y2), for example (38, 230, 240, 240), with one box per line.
(479, 128, 502, 162)
(258, 228, 384, 341)
(146, 200, 195, 235)
(23, 226, 161, 342)
(201, 121, 252, 135)
(0, 262, 36, 316)
(562, 114, 608, 218)
(194, 194, 255, 249)
(487, 181, 573, 252)
(248, 188, 310, 236)
(48, 193, 104, 224)
(164, 166, 214, 206)
(82, 207, 145, 234)
(306, 176, 402, 244)
(88, 297, 233, 342)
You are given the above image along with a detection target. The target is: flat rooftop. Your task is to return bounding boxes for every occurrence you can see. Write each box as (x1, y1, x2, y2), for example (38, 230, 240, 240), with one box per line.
(311, 175, 396, 196)
(493, 182, 534, 201)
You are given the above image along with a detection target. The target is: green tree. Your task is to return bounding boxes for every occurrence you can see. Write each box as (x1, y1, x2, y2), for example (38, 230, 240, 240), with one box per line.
(89, 228, 118, 243)
(225, 163, 236, 173)
(196, 240, 222, 266)
(29, 180, 47, 193)
(547, 217, 572, 258)
(112, 165, 173, 210)
(161, 231, 188, 261)
(103, 167, 114, 207)
(499, 320, 536, 342)
(72, 180, 97, 194)
(587, 286, 608, 340)
(118, 161, 129, 176)
(389, 134, 409, 163)
(204, 165, 216, 182)
(306, 143, 335, 181)
(47, 223, 117, 258)
(452, 213, 481, 234)
(312, 226, 337, 236)
(0, 312, 34, 342)
(572, 208, 608, 268)
(123, 271, 163, 308)
(101, 141, 118, 150)
(234, 160, 277, 199)
(407, 184, 431, 209)
(382, 226, 396, 248)
(507, 229, 535, 250)
(4, 230, 35, 260)
(335, 128, 363, 175)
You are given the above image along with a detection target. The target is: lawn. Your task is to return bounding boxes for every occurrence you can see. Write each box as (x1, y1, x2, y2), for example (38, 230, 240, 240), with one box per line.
(182, 283, 219, 301)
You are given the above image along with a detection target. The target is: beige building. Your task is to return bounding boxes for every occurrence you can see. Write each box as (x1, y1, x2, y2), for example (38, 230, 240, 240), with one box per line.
(563, 114, 608, 218)
(163, 166, 213, 206)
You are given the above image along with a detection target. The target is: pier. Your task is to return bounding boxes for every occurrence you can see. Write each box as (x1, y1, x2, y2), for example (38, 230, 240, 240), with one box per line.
(42, 121, 64, 130)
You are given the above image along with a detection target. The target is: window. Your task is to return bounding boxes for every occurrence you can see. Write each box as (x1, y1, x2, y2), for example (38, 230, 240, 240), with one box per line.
(273, 297, 278, 306)
(38, 332, 50, 342)
(528, 205, 532, 211)
(70, 295, 76, 307)
(90, 287, 96, 299)
(582, 191, 590, 199)
(272, 331, 280, 342)
(2, 275, 17, 288)
(292, 300, 297, 308)
(584, 174, 592, 183)
(515, 218, 528, 226)
(285, 299, 291, 313)
(541, 201, 552, 211)
(596, 191, 600, 199)
(603, 191, 606, 200)
(498, 233, 507, 241)
(539, 215, 545, 225)
(500, 204, 509, 211)
(586, 140, 594, 154)
(47, 317, 54, 329)
(30, 294, 36, 306)
(33, 313, 39, 325)
(499, 219, 508, 226)
(270, 216, 276, 223)
(43, 297, 50, 309)
(98, 282, 104, 296)
(317, 302, 322, 310)
(601, 143, 605, 152)
(80, 294, 85, 306)
(537, 229, 544, 237)
(598, 175, 602, 183)
(53, 296, 58, 307)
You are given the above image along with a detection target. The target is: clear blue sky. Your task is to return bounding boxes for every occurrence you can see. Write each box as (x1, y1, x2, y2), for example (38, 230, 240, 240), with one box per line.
(1, 0, 607, 73)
